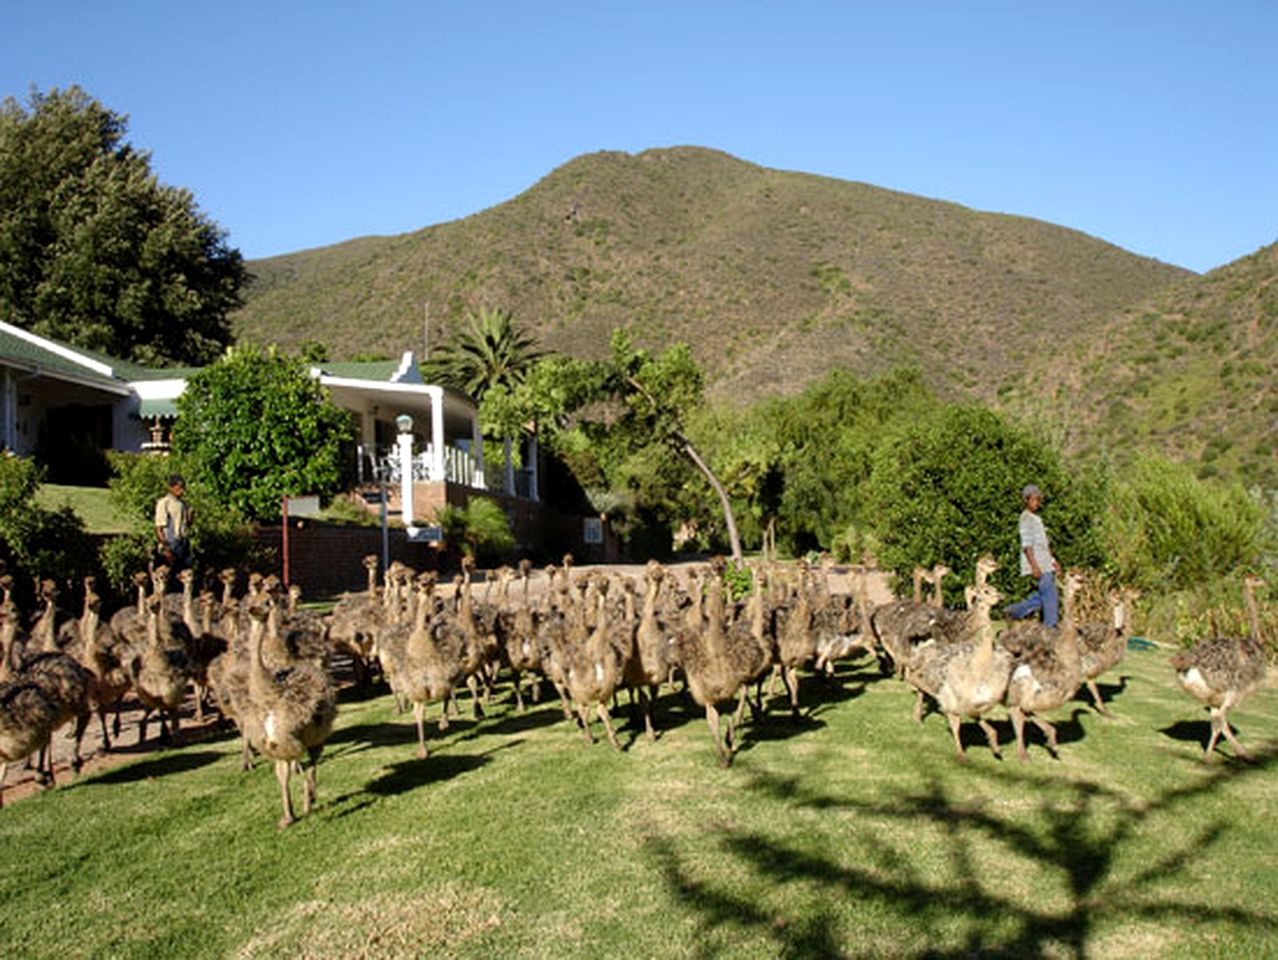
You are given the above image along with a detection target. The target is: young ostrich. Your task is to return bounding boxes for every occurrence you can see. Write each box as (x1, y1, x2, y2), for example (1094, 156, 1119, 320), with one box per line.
(1003, 570, 1086, 762)
(903, 583, 1009, 762)
(244, 599, 338, 828)
(676, 561, 769, 767)
(0, 680, 59, 806)
(562, 575, 626, 750)
(1170, 574, 1268, 761)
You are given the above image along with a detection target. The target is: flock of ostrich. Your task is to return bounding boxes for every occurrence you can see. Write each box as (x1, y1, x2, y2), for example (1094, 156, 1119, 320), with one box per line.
(0, 550, 1270, 827)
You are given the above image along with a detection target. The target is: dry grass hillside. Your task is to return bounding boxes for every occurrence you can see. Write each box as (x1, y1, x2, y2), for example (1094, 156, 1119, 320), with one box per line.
(233, 147, 1189, 404)
(1008, 242, 1278, 488)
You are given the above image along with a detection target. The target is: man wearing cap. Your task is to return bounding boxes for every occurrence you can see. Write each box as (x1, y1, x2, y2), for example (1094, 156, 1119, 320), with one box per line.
(155, 473, 194, 574)
(1004, 483, 1061, 627)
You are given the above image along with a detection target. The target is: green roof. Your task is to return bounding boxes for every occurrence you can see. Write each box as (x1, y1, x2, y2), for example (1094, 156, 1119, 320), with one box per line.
(0, 326, 124, 388)
(315, 359, 419, 382)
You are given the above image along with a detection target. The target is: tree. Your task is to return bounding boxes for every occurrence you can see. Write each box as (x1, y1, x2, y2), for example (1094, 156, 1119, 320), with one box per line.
(0, 86, 246, 366)
(485, 331, 743, 561)
(170, 344, 355, 521)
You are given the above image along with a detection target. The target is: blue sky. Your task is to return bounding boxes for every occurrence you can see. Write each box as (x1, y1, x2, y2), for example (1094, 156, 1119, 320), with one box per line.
(4, 1, 1274, 273)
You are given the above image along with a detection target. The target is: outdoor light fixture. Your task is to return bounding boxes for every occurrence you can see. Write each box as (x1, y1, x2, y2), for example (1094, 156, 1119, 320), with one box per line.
(396, 413, 413, 434)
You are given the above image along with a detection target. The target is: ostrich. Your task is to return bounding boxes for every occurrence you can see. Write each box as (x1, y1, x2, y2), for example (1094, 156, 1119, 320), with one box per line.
(562, 575, 626, 749)
(1004, 570, 1086, 762)
(0, 680, 59, 806)
(244, 599, 338, 828)
(903, 583, 1010, 762)
(676, 560, 768, 767)
(74, 579, 131, 751)
(129, 594, 194, 746)
(622, 561, 678, 739)
(1170, 574, 1268, 761)
(328, 554, 383, 685)
(1077, 587, 1135, 716)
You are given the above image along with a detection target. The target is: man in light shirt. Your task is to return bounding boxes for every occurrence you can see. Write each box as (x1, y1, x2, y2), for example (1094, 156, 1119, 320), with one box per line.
(155, 473, 193, 574)
(1004, 483, 1061, 628)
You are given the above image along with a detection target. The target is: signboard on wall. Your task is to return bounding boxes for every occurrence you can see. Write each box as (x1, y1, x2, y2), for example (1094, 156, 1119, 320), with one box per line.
(583, 517, 603, 544)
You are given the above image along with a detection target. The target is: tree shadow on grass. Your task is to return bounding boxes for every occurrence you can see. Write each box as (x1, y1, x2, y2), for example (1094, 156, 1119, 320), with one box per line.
(642, 747, 1278, 958)
(84, 750, 223, 785)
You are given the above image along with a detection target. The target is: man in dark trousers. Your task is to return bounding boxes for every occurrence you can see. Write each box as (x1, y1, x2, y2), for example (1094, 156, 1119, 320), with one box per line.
(154, 473, 194, 574)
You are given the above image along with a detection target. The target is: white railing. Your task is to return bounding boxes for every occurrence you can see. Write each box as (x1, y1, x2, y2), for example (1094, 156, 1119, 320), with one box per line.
(358, 443, 488, 490)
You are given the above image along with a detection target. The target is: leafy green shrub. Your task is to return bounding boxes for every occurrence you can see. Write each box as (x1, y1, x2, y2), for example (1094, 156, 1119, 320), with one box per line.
(1101, 455, 1267, 592)
(865, 404, 1106, 604)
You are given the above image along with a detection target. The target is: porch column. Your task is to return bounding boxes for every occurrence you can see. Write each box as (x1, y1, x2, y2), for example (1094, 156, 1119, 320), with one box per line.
(397, 416, 415, 526)
(0, 367, 12, 452)
(503, 436, 515, 495)
(472, 413, 485, 489)
(528, 430, 539, 501)
(428, 386, 445, 482)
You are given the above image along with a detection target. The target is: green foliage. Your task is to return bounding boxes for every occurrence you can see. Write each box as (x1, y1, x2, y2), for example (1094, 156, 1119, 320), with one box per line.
(0, 86, 245, 365)
(435, 497, 515, 563)
(693, 367, 934, 558)
(0, 453, 96, 591)
(866, 404, 1106, 601)
(105, 452, 255, 590)
(170, 344, 356, 521)
(1101, 454, 1267, 591)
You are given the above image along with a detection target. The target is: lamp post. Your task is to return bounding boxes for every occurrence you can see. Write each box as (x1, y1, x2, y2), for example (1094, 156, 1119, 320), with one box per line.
(397, 413, 415, 530)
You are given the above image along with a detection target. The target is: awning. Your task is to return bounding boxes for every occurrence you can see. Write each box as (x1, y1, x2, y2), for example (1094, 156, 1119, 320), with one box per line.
(137, 398, 178, 419)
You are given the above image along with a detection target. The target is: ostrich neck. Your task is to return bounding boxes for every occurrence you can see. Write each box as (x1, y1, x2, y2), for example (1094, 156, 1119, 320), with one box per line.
(83, 604, 101, 656)
(1058, 586, 1080, 670)
(970, 604, 995, 672)
(1243, 581, 1261, 641)
(247, 618, 271, 700)
(37, 601, 58, 652)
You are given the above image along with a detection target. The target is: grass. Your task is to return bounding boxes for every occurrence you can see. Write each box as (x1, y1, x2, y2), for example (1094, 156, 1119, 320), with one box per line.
(34, 483, 132, 534)
(1, 648, 1275, 958)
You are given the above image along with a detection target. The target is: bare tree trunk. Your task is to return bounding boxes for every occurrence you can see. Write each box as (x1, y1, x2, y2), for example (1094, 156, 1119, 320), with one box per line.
(624, 374, 743, 563)
(678, 433, 743, 563)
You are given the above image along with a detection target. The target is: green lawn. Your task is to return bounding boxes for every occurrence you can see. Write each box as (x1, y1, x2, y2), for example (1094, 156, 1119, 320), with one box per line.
(34, 484, 133, 534)
(1, 647, 1274, 958)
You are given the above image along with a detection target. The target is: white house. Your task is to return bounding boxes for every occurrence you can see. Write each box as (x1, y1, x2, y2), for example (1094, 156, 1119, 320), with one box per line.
(0, 319, 539, 503)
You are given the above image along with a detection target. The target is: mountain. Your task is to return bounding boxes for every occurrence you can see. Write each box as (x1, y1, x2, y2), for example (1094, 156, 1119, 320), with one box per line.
(232, 147, 1189, 405)
(1008, 241, 1278, 489)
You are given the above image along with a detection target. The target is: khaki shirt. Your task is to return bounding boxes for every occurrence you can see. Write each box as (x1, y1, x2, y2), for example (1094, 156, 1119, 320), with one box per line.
(155, 492, 192, 545)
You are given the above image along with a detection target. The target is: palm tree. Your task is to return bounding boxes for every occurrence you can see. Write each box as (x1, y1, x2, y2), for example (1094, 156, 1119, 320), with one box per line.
(423, 307, 542, 402)
(424, 307, 543, 494)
